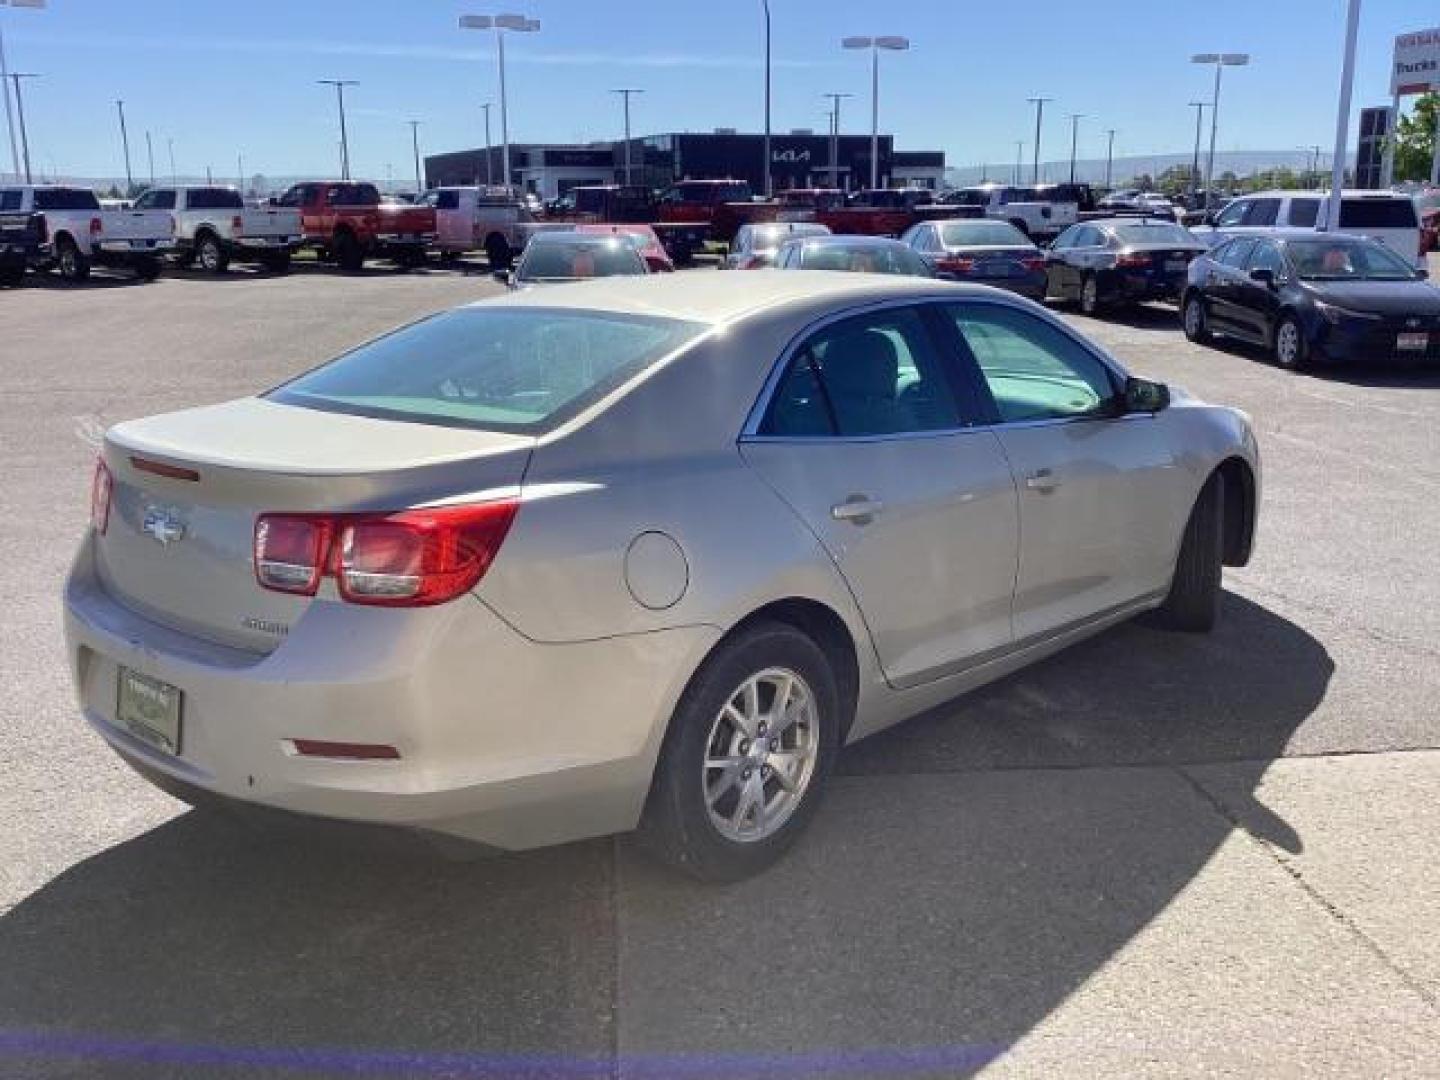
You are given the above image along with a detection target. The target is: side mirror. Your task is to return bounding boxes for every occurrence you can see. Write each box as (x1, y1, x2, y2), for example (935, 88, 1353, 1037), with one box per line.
(1123, 376, 1170, 414)
(1416, 266, 1430, 281)
(1248, 267, 1277, 288)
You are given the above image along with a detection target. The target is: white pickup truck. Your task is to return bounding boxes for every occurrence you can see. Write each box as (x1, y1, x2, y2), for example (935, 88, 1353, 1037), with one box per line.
(132, 185, 301, 273)
(940, 184, 1078, 241)
(0, 184, 176, 281)
(422, 187, 569, 268)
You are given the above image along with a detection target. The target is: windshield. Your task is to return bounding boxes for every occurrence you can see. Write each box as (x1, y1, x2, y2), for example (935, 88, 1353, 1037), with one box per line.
(800, 242, 930, 276)
(269, 308, 705, 433)
(1111, 222, 1195, 245)
(517, 239, 647, 281)
(1286, 239, 1416, 280)
(939, 220, 1031, 247)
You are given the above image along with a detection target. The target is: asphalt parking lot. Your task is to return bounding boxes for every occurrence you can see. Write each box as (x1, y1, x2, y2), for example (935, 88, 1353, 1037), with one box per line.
(3, 258, 1439, 1078)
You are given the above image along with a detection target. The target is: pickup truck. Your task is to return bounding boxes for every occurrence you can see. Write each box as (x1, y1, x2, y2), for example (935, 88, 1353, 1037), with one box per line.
(131, 185, 301, 273)
(0, 184, 175, 282)
(274, 181, 436, 271)
(549, 186, 709, 265)
(938, 184, 1077, 241)
(422, 186, 568, 268)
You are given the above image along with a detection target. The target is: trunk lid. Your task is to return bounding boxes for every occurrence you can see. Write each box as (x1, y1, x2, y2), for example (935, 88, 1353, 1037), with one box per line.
(96, 397, 532, 652)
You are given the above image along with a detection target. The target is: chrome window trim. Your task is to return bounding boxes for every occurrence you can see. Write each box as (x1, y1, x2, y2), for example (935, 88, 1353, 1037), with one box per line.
(738, 292, 1132, 441)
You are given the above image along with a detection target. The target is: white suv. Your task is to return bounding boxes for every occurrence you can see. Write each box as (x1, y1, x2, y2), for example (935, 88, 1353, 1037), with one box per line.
(1191, 189, 1422, 268)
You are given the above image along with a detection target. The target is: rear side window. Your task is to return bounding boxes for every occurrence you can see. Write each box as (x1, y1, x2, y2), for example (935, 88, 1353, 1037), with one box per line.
(328, 184, 381, 207)
(1214, 200, 1250, 227)
(34, 188, 101, 211)
(1287, 198, 1321, 227)
(270, 308, 706, 433)
(762, 307, 963, 437)
(1340, 198, 1418, 229)
(436, 190, 460, 210)
(1244, 199, 1280, 226)
(0, 189, 22, 211)
(186, 188, 244, 210)
(134, 189, 176, 211)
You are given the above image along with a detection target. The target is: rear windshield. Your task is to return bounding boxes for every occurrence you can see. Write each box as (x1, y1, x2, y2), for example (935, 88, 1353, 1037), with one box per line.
(1339, 198, 1418, 229)
(800, 242, 930, 276)
(34, 188, 100, 211)
(1111, 222, 1196, 244)
(329, 183, 382, 207)
(517, 239, 647, 280)
(269, 308, 706, 433)
(939, 220, 1030, 246)
(1286, 239, 1415, 281)
(186, 187, 245, 210)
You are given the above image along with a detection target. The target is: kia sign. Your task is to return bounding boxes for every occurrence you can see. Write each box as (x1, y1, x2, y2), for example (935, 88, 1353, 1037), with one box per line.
(1391, 28, 1440, 95)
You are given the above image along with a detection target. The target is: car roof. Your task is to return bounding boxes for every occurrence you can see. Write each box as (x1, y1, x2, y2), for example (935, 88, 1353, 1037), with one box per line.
(527, 231, 629, 244)
(1216, 228, 1378, 244)
(474, 269, 958, 324)
(789, 234, 910, 248)
(1239, 189, 1415, 200)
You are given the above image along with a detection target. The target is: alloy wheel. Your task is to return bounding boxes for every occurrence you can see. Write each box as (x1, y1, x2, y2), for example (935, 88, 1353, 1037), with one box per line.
(1276, 321, 1302, 367)
(702, 667, 819, 843)
(1184, 298, 1204, 338)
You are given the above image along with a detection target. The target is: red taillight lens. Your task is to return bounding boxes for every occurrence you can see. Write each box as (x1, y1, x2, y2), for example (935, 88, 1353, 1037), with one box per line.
(336, 502, 518, 606)
(1116, 251, 1152, 268)
(1021, 256, 1047, 272)
(939, 256, 975, 274)
(89, 217, 102, 237)
(90, 458, 112, 535)
(253, 502, 518, 607)
(254, 514, 333, 596)
(232, 215, 244, 236)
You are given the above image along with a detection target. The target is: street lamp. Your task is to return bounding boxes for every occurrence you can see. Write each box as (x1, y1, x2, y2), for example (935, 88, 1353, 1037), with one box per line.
(460, 14, 540, 195)
(823, 92, 853, 189)
(115, 99, 133, 196)
(1066, 113, 1084, 184)
(480, 102, 493, 185)
(6, 71, 36, 183)
(1322, 0, 1360, 231)
(1191, 52, 1249, 210)
(762, 0, 771, 196)
(1187, 102, 1206, 203)
(1104, 128, 1117, 190)
(1014, 140, 1024, 185)
(611, 88, 643, 185)
(1, 0, 46, 184)
(842, 35, 909, 190)
(408, 119, 422, 191)
(1026, 96, 1052, 186)
(167, 137, 176, 185)
(317, 79, 358, 179)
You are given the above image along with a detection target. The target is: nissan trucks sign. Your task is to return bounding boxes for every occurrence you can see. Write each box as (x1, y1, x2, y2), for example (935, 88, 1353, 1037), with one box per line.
(1391, 28, 1440, 95)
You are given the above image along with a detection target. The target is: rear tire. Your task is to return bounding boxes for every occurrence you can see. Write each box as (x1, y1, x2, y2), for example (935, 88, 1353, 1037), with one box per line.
(1152, 472, 1225, 633)
(1273, 314, 1309, 371)
(1079, 271, 1102, 316)
(0, 263, 23, 287)
(260, 251, 292, 274)
(334, 230, 364, 273)
(196, 232, 229, 274)
(1182, 292, 1211, 343)
(134, 255, 162, 282)
(56, 236, 90, 282)
(637, 622, 840, 882)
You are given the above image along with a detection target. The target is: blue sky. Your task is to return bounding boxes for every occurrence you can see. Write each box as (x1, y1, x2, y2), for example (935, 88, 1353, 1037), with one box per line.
(0, 0, 1429, 184)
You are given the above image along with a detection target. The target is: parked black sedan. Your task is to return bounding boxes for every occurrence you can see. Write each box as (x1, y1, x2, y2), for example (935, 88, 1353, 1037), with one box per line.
(1044, 219, 1208, 314)
(1181, 230, 1440, 369)
(900, 218, 1047, 298)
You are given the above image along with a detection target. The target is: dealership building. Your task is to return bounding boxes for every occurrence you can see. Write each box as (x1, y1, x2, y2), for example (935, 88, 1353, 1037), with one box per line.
(425, 130, 946, 199)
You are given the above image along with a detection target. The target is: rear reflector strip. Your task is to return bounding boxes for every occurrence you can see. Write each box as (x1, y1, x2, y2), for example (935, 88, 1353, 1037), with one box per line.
(288, 739, 401, 760)
(130, 456, 201, 482)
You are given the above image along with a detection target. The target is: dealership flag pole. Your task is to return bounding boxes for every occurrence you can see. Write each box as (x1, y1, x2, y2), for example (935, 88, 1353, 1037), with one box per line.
(1322, 0, 1361, 233)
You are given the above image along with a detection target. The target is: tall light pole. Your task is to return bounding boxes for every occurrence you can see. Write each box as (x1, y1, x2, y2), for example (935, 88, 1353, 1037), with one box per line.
(7, 70, 34, 183)
(408, 119, 422, 191)
(115, 99, 134, 196)
(1191, 53, 1249, 210)
(1188, 102, 1206, 202)
(237, 152, 244, 192)
(823, 91, 853, 189)
(1, 0, 46, 185)
(1322, 0, 1360, 231)
(460, 14, 540, 195)
(167, 137, 176, 184)
(1014, 140, 1024, 185)
(1027, 96, 1052, 185)
(1066, 113, 1084, 184)
(610, 88, 643, 184)
(842, 35, 910, 189)
(481, 102, 493, 185)
(317, 79, 358, 179)
(762, 0, 771, 196)
(1104, 127, 1117, 190)
(144, 128, 154, 187)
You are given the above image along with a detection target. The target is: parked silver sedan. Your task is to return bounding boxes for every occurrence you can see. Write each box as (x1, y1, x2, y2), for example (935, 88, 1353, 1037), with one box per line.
(65, 272, 1260, 880)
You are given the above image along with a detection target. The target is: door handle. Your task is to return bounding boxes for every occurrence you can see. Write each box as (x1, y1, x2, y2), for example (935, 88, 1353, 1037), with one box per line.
(831, 496, 884, 524)
(1025, 468, 1061, 492)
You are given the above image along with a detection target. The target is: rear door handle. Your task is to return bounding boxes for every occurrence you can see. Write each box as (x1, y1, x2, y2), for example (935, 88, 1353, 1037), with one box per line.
(831, 496, 884, 523)
(1025, 468, 1061, 492)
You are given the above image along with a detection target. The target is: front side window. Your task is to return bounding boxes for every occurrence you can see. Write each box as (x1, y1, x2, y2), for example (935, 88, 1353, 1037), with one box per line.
(1287, 198, 1321, 227)
(269, 308, 705, 433)
(761, 307, 963, 437)
(1214, 200, 1250, 227)
(1245, 199, 1281, 226)
(1218, 238, 1256, 269)
(1246, 241, 1287, 278)
(276, 185, 309, 208)
(945, 303, 1118, 424)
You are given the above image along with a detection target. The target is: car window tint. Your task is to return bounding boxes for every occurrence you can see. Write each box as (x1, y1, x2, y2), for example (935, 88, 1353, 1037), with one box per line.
(1245, 199, 1280, 226)
(187, 188, 242, 210)
(1051, 225, 1079, 249)
(1246, 241, 1287, 276)
(763, 307, 962, 437)
(436, 189, 459, 210)
(945, 303, 1117, 423)
(1218, 238, 1256, 268)
(1339, 198, 1419, 228)
(1214, 200, 1249, 227)
(1288, 198, 1321, 227)
(0, 189, 19, 211)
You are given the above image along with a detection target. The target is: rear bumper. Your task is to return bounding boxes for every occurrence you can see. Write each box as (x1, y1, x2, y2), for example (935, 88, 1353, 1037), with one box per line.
(63, 533, 718, 851)
(1107, 270, 1187, 303)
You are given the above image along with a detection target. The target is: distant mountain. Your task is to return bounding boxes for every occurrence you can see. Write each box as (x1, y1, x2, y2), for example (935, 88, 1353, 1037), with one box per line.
(945, 149, 1355, 188)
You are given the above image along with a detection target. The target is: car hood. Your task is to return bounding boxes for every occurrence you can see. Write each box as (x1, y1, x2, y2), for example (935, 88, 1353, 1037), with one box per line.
(1303, 279, 1440, 316)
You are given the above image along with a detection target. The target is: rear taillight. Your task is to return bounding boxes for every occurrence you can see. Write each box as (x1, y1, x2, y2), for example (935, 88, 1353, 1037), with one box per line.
(938, 256, 975, 274)
(89, 217, 102, 237)
(254, 501, 518, 607)
(232, 214, 243, 237)
(90, 458, 112, 535)
(1021, 256, 1047, 272)
(254, 515, 333, 596)
(1116, 251, 1151, 268)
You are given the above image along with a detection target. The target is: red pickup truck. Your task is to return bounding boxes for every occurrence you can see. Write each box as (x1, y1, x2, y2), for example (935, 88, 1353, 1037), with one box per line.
(275, 181, 436, 270)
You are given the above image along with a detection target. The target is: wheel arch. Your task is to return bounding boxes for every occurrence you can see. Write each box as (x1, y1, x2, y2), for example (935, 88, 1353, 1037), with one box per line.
(1212, 455, 1257, 566)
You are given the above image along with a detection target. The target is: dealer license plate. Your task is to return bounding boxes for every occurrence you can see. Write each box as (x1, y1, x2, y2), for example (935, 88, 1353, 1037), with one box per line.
(1397, 332, 1429, 352)
(117, 667, 182, 754)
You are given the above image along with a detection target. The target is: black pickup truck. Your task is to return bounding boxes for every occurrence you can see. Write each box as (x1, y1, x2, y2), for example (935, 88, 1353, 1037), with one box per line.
(0, 203, 43, 286)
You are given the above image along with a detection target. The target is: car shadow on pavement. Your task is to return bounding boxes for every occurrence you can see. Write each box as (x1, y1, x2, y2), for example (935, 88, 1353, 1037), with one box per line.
(0, 592, 1331, 1079)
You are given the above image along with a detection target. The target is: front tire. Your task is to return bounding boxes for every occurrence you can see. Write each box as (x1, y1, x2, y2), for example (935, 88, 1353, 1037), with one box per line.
(1182, 292, 1211, 343)
(196, 233, 229, 274)
(485, 234, 512, 271)
(1080, 271, 1102, 316)
(638, 622, 840, 881)
(56, 237, 90, 282)
(333, 230, 364, 273)
(1152, 472, 1224, 633)
(1273, 314, 1309, 371)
